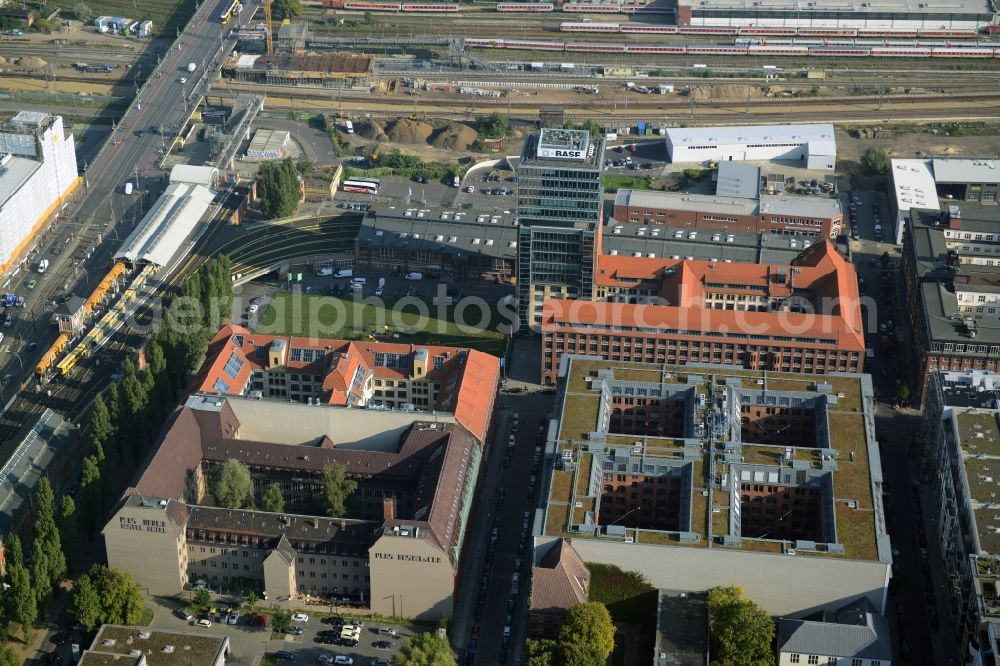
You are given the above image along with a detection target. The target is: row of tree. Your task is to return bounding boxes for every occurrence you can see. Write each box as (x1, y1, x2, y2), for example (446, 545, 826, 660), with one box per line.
(213, 458, 358, 518)
(80, 256, 235, 527)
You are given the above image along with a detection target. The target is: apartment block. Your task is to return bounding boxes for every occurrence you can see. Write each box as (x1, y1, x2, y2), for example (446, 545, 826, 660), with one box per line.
(901, 208, 1000, 402)
(921, 370, 1000, 665)
(539, 240, 865, 383)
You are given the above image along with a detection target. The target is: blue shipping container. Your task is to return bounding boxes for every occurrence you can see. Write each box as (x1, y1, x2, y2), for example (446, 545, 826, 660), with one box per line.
(637, 121, 646, 135)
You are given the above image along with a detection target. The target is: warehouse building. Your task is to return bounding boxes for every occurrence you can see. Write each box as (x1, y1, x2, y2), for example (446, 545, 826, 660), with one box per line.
(539, 240, 865, 382)
(104, 391, 490, 620)
(675, 0, 997, 30)
(516, 128, 606, 330)
(245, 129, 290, 161)
(536, 356, 891, 619)
(614, 161, 843, 239)
(889, 157, 1000, 244)
(603, 224, 817, 265)
(0, 112, 79, 273)
(664, 124, 836, 171)
(355, 206, 520, 284)
(921, 370, 1000, 663)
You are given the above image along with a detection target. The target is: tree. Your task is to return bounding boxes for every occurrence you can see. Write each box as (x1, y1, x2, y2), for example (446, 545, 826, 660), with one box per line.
(881, 251, 892, 269)
(193, 588, 211, 612)
(474, 113, 508, 139)
(88, 394, 113, 456)
(262, 483, 285, 513)
(257, 159, 300, 219)
(105, 383, 122, 453)
(897, 383, 912, 405)
(72, 2, 93, 21)
(560, 641, 605, 666)
(706, 586, 774, 666)
(32, 477, 67, 604)
(861, 147, 890, 175)
(558, 602, 615, 664)
(4, 535, 36, 642)
(273, 0, 302, 20)
(271, 607, 291, 633)
(69, 574, 101, 632)
(395, 632, 456, 665)
(246, 591, 259, 615)
(0, 646, 19, 666)
(59, 495, 77, 573)
(71, 565, 145, 630)
(80, 455, 104, 529)
(320, 462, 357, 517)
(214, 458, 253, 509)
(525, 639, 559, 666)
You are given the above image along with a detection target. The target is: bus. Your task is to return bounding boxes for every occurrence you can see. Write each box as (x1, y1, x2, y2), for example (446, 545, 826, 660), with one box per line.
(219, 0, 242, 24)
(342, 178, 380, 195)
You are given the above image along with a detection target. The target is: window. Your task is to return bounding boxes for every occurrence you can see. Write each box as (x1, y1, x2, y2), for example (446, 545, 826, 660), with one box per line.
(223, 351, 244, 379)
(852, 660, 863, 666)
(213, 378, 230, 393)
(790, 656, 800, 664)
(808, 657, 819, 665)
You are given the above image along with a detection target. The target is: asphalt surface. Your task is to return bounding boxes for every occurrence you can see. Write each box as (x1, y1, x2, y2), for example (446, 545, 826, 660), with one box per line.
(846, 185, 958, 666)
(0, 0, 258, 403)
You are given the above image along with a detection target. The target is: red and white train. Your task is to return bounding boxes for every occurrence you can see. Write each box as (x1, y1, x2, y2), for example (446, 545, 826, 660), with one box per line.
(496, 3, 555, 10)
(463, 37, 1000, 57)
(558, 21, 982, 39)
(322, 0, 460, 10)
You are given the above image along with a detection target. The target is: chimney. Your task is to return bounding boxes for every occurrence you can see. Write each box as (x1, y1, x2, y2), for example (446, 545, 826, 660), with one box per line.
(383, 497, 396, 522)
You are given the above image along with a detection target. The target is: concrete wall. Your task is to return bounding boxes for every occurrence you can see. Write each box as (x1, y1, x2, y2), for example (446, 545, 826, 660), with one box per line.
(368, 534, 454, 621)
(263, 551, 295, 599)
(544, 536, 890, 617)
(104, 503, 187, 596)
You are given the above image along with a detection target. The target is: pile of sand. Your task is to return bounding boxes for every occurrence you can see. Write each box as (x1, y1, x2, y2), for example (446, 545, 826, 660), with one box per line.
(0, 56, 7, 66)
(355, 120, 388, 142)
(17, 56, 47, 70)
(383, 118, 434, 145)
(429, 123, 478, 151)
(688, 84, 761, 101)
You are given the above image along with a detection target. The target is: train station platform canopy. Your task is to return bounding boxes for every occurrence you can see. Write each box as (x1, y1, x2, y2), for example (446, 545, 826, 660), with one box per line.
(169, 164, 219, 188)
(114, 181, 215, 267)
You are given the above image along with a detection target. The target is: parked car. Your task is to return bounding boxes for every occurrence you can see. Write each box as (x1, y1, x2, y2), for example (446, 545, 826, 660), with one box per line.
(196, 619, 212, 628)
(175, 608, 194, 622)
(373, 641, 392, 650)
(275, 651, 296, 660)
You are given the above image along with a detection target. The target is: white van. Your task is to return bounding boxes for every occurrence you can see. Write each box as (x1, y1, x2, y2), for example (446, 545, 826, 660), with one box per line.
(124, 182, 133, 195)
(334, 268, 353, 278)
(317, 267, 333, 276)
(351, 277, 367, 286)
(377, 277, 386, 287)
(404, 272, 423, 281)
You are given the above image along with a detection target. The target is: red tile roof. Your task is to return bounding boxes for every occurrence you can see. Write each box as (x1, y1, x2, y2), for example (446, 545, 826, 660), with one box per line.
(194, 325, 500, 443)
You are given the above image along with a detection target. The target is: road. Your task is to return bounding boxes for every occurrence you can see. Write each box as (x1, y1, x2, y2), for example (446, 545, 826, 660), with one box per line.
(0, 1, 260, 447)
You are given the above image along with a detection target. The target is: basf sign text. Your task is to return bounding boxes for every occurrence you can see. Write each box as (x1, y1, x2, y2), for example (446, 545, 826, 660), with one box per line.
(538, 147, 583, 160)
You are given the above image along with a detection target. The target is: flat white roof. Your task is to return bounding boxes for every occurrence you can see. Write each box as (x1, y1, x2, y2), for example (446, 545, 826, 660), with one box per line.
(0, 155, 41, 208)
(891, 159, 940, 214)
(169, 164, 219, 188)
(115, 182, 215, 267)
(666, 123, 835, 147)
(932, 158, 1000, 186)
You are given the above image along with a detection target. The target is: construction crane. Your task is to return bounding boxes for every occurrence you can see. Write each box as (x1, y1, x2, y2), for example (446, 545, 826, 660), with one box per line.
(264, 0, 273, 55)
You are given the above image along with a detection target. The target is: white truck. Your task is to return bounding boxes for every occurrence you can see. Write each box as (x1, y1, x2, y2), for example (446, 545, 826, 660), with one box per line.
(187, 62, 197, 73)
(345, 119, 354, 134)
(37, 259, 49, 274)
(124, 182, 133, 195)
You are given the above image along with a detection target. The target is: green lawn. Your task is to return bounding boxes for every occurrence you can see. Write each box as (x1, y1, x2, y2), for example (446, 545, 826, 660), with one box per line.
(254, 293, 509, 356)
(603, 175, 654, 192)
